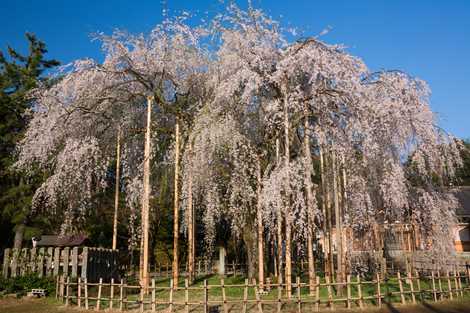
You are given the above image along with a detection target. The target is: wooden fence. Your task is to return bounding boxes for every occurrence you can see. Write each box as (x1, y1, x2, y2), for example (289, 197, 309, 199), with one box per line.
(153, 260, 246, 278)
(2, 247, 119, 282)
(57, 268, 470, 312)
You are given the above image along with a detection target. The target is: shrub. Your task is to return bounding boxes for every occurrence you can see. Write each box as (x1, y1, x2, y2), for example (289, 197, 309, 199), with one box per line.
(0, 273, 55, 296)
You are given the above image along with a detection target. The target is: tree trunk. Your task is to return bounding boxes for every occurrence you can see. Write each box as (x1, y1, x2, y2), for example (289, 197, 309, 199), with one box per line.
(283, 94, 292, 298)
(141, 96, 152, 291)
(187, 140, 195, 283)
(243, 228, 256, 280)
(13, 223, 25, 249)
(256, 156, 264, 289)
(112, 128, 121, 250)
(172, 119, 180, 286)
(302, 115, 316, 294)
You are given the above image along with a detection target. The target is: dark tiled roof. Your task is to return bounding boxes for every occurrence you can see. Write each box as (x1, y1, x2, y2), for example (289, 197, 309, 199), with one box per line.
(36, 234, 88, 247)
(453, 186, 470, 217)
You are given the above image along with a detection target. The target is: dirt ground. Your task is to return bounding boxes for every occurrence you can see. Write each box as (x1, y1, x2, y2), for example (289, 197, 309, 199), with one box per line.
(1, 298, 470, 313)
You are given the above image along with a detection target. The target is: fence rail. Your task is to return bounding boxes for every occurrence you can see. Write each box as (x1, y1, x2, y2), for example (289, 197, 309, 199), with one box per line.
(57, 267, 470, 312)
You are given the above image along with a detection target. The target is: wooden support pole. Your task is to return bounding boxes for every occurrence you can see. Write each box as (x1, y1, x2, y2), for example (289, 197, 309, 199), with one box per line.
(283, 93, 292, 298)
(172, 119, 180, 286)
(96, 278, 102, 311)
(256, 156, 264, 290)
(141, 96, 152, 291)
(112, 127, 121, 250)
(254, 279, 263, 313)
(346, 275, 351, 309)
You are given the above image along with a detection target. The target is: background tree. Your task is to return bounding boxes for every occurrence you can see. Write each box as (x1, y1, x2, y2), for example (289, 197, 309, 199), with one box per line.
(0, 33, 59, 249)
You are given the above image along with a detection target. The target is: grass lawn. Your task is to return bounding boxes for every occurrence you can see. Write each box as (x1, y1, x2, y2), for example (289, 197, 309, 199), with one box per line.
(1, 297, 470, 313)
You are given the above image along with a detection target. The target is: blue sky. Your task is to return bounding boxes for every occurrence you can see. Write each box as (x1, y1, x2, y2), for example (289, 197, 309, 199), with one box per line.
(1, 1, 469, 139)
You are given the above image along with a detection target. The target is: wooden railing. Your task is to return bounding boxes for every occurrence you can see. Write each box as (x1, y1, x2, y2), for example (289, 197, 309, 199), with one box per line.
(57, 268, 470, 312)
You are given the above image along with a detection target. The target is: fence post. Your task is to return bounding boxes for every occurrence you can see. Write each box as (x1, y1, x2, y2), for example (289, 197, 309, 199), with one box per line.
(397, 272, 405, 305)
(55, 276, 59, 299)
(3, 248, 10, 278)
(71, 247, 78, 278)
(437, 271, 443, 301)
(60, 275, 65, 302)
(325, 275, 333, 310)
(30, 248, 37, 274)
(65, 276, 70, 306)
(296, 276, 301, 313)
(169, 279, 174, 313)
(110, 278, 114, 310)
(408, 271, 416, 304)
(78, 277, 82, 308)
(221, 278, 228, 313)
(457, 271, 463, 297)
(357, 275, 363, 309)
(151, 278, 156, 312)
(204, 279, 208, 313)
(415, 270, 422, 302)
(185, 278, 189, 313)
(46, 247, 53, 277)
(431, 271, 437, 302)
(447, 271, 453, 300)
(140, 281, 144, 313)
(81, 247, 88, 279)
(453, 270, 460, 297)
(243, 278, 249, 313)
(276, 278, 281, 313)
(53, 247, 60, 277)
(254, 279, 263, 313)
(119, 279, 124, 311)
(315, 276, 320, 312)
(62, 247, 69, 277)
(11, 248, 18, 277)
(376, 273, 382, 307)
(85, 278, 89, 310)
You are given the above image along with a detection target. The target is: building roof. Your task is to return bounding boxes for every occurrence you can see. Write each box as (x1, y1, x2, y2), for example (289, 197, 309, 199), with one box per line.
(35, 234, 88, 247)
(453, 186, 470, 217)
